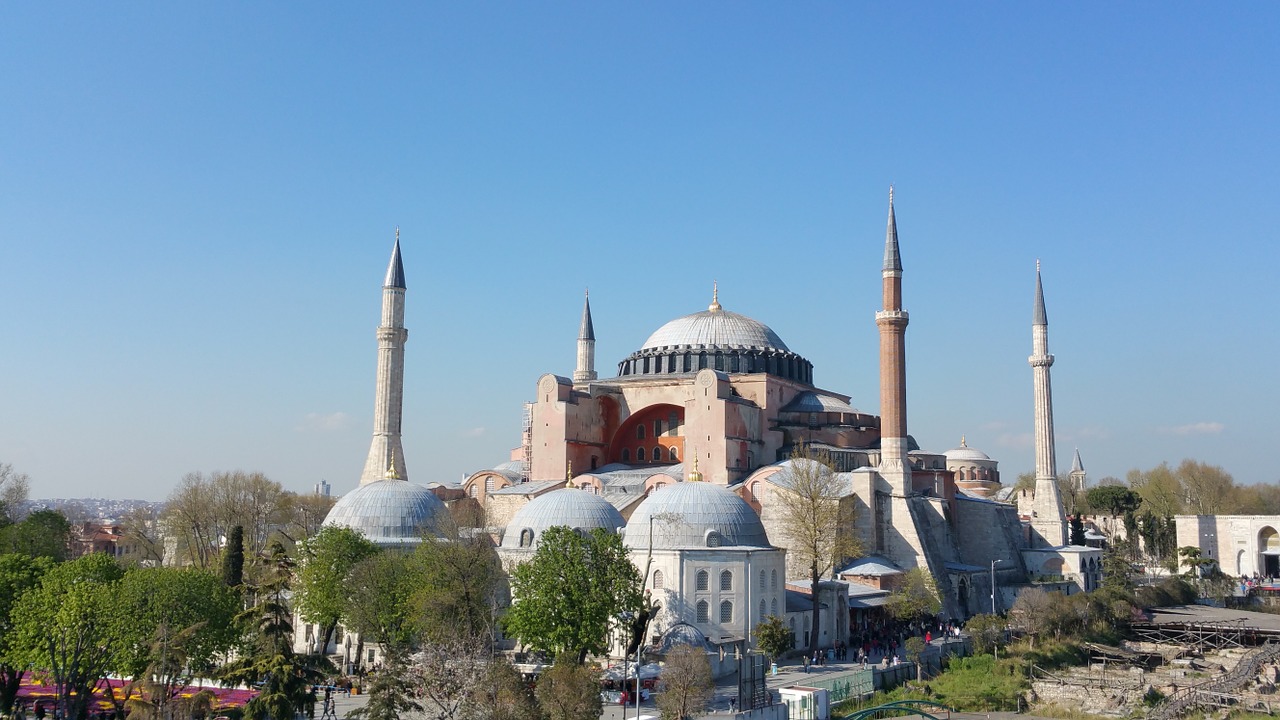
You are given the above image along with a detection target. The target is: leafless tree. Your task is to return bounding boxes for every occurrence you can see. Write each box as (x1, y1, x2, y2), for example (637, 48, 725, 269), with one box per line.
(0, 463, 30, 523)
(654, 644, 714, 720)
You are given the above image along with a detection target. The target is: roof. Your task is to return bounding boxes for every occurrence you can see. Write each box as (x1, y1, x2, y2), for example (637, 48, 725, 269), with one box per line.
(945, 437, 992, 462)
(640, 306, 790, 353)
(780, 392, 858, 414)
(945, 561, 989, 573)
(579, 292, 595, 341)
(623, 481, 771, 551)
(838, 556, 903, 577)
(322, 479, 445, 546)
(883, 188, 902, 272)
(489, 480, 562, 496)
(1034, 267, 1048, 326)
(384, 235, 405, 289)
(500, 488, 625, 550)
(785, 589, 815, 613)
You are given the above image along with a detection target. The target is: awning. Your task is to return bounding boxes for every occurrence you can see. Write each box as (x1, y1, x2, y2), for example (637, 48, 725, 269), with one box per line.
(849, 595, 891, 609)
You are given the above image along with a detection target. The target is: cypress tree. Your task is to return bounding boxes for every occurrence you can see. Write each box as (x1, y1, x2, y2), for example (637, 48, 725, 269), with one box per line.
(222, 525, 244, 588)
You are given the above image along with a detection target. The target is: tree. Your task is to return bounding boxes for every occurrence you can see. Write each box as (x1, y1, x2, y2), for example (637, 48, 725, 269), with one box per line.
(408, 637, 488, 720)
(0, 509, 72, 561)
(344, 551, 422, 657)
(1100, 545, 1135, 595)
(904, 636, 927, 680)
(753, 615, 792, 665)
(1008, 587, 1056, 648)
(413, 522, 505, 644)
(963, 613, 1005, 655)
(1175, 460, 1235, 515)
(505, 526, 643, 664)
(465, 657, 539, 720)
(534, 658, 602, 720)
(295, 526, 379, 653)
(10, 553, 124, 720)
(117, 505, 165, 567)
(278, 491, 336, 545)
(218, 542, 332, 720)
(654, 644, 713, 720)
(1085, 486, 1141, 518)
(1127, 464, 1182, 518)
(885, 567, 941, 621)
(0, 464, 30, 525)
(1069, 515, 1086, 546)
(775, 445, 860, 652)
(348, 656, 421, 720)
(221, 525, 244, 588)
(162, 471, 289, 568)
(0, 554, 52, 715)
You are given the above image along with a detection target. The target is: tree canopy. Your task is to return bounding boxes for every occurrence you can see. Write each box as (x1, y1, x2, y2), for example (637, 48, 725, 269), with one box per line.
(0, 554, 52, 714)
(505, 526, 643, 664)
(294, 526, 380, 653)
(885, 567, 942, 621)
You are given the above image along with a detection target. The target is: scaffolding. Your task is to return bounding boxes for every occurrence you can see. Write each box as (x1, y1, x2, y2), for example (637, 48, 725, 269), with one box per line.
(520, 402, 533, 483)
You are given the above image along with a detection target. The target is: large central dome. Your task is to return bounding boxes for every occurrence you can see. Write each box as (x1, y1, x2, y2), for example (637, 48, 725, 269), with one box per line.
(641, 308, 791, 352)
(618, 291, 812, 384)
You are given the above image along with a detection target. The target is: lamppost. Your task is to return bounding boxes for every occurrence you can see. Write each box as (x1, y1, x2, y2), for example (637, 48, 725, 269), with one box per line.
(990, 559, 1003, 614)
(617, 612, 634, 706)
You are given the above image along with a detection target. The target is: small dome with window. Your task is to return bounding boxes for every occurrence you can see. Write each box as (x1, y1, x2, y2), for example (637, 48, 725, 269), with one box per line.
(500, 488, 626, 551)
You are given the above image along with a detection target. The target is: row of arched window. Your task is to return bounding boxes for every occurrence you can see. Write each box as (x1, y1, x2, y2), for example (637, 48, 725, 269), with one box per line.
(695, 600, 734, 623)
(620, 446, 679, 463)
(667, 568, 779, 593)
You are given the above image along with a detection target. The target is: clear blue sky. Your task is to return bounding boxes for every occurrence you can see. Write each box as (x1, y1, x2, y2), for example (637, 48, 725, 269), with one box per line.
(2, 3, 1277, 501)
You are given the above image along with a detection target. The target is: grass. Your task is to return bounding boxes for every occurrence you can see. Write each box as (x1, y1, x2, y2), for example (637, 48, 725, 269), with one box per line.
(833, 654, 1030, 716)
(1032, 703, 1124, 720)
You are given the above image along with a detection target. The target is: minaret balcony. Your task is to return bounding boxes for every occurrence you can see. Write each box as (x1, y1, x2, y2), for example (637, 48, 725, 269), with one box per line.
(1028, 354, 1055, 368)
(875, 310, 909, 325)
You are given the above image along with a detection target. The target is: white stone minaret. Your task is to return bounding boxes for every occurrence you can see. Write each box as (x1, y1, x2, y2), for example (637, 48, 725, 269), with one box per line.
(876, 187, 912, 495)
(1029, 263, 1067, 546)
(573, 290, 597, 383)
(359, 231, 409, 485)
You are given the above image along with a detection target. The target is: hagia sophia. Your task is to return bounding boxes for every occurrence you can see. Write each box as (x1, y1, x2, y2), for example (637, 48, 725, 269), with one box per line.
(313, 192, 1103, 668)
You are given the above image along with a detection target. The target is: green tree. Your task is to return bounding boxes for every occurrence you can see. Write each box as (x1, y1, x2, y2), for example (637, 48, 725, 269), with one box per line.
(535, 658, 602, 720)
(221, 525, 244, 588)
(10, 553, 125, 720)
(412, 521, 504, 643)
(1175, 459, 1236, 515)
(1085, 486, 1141, 518)
(218, 542, 332, 720)
(885, 568, 941, 621)
(775, 445, 860, 652)
(653, 644, 713, 720)
(344, 551, 423, 656)
(0, 554, 52, 715)
(505, 526, 643, 664)
(1127, 464, 1182, 517)
(1101, 545, 1135, 595)
(753, 615, 792, 665)
(1069, 515, 1086, 546)
(466, 657, 539, 720)
(0, 509, 72, 561)
(904, 636, 927, 679)
(963, 614, 1005, 655)
(295, 526, 380, 653)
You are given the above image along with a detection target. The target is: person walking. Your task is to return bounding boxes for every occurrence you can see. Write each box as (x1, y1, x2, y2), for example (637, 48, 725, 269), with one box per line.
(803, 655, 810, 673)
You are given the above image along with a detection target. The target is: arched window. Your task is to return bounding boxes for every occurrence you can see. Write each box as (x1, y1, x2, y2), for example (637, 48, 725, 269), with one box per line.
(669, 447, 679, 461)
(770, 569, 777, 590)
(637, 425, 646, 440)
(771, 598, 778, 616)
(637, 447, 646, 462)
(759, 570, 766, 589)
(468, 485, 477, 498)
(622, 448, 630, 462)
(696, 570, 709, 591)
(520, 528, 534, 547)
(653, 446, 662, 462)
(720, 570, 733, 591)
(485, 476, 495, 491)
(759, 599, 766, 622)
(653, 570, 664, 589)
(720, 601, 733, 623)
(696, 600, 709, 623)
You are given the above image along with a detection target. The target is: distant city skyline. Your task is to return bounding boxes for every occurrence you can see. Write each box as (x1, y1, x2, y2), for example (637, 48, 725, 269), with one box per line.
(2, 4, 1276, 500)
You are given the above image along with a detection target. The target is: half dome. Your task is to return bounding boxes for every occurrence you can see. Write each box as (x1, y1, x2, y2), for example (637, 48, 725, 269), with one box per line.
(624, 482, 770, 550)
(500, 488, 625, 550)
(322, 480, 448, 547)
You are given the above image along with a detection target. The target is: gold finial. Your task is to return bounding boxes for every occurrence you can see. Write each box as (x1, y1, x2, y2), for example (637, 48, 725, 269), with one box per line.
(566, 461, 573, 488)
(708, 281, 721, 312)
(687, 450, 702, 482)
(385, 449, 401, 480)
(961, 435, 967, 447)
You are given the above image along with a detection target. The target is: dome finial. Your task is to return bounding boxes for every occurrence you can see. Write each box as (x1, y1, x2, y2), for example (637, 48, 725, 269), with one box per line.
(687, 450, 702, 482)
(566, 461, 574, 488)
(385, 449, 401, 480)
(961, 435, 967, 447)
(709, 281, 722, 312)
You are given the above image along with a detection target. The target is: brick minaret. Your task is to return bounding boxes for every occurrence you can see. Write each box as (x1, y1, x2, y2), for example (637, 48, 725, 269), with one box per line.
(573, 290, 597, 383)
(876, 188, 912, 494)
(359, 231, 409, 485)
(1029, 263, 1067, 545)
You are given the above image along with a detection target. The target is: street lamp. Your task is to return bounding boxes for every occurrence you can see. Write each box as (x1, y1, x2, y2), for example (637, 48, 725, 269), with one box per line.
(990, 559, 1003, 615)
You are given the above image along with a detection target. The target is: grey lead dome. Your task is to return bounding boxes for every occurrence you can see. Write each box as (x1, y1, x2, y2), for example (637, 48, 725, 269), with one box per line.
(624, 482, 771, 550)
(641, 309, 790, 352)
(322, 479, 447, 547)
(500, 488, 626, 550)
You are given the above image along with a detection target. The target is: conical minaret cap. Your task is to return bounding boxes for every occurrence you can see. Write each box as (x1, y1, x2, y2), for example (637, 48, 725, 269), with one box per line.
(1033, 263, 1048, 326)
(883, 187, 902, 272)
(1071, 448, 1084, 473)
(384, 229, 406, 289)
(579, 290, 595, 341)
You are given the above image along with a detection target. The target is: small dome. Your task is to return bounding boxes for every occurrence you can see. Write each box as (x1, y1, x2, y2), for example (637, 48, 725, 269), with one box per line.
(500, 488, 626, 550)
(641, 309, 790, 352)
(945, 437, 992, 462)
(323, 480, 448, 547)
(624, 482, 770, 550)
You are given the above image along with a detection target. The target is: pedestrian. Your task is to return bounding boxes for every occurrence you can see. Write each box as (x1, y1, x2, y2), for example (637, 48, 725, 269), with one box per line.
(803, 655, 810, 673)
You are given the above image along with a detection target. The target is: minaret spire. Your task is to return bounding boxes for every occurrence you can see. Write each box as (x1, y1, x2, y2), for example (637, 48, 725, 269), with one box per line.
(573, 289, 598, 383)
(359, 231, 409, 485)
(875, 186, 911, 494)
(1028, 263, 1066, 546)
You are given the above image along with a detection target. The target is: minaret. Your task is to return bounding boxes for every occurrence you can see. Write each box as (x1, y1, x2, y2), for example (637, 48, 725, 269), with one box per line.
(876, 187, 912, 494)
(573, 290, 597, 383)
(359, 231, 409, 485)
(1029, 262, 1067, 546)
(1069, 448, 1086, 494)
